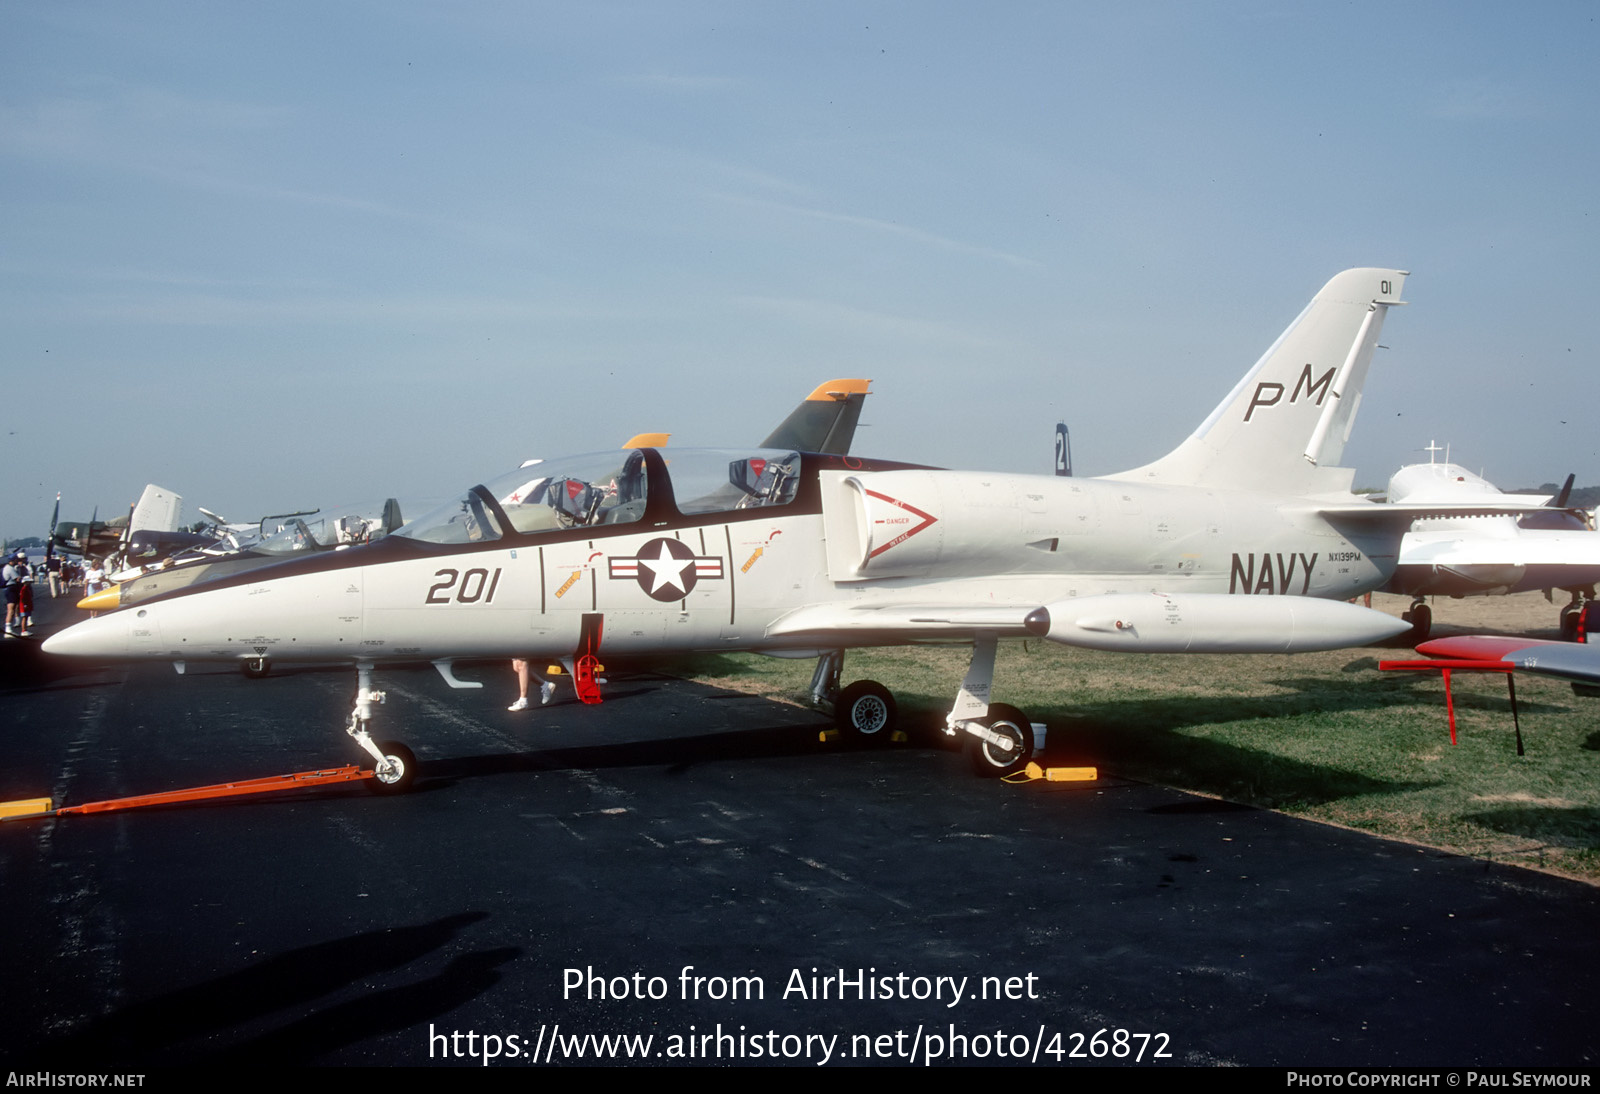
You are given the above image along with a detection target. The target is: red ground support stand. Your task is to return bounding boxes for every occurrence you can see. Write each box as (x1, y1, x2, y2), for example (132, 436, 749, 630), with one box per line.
(574, 654, 603, 705)
(1380, 658, 1523, 755)
(574, 611, 605, 705)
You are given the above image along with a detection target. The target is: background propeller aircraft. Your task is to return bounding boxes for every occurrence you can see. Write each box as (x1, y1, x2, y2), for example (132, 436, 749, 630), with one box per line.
(53, 268, 1535, 790)
(50, 483, 189, 565)
(90, 500, 406, 628)
(51, 509, 125, 562)
(1380, 453, 1599, 641)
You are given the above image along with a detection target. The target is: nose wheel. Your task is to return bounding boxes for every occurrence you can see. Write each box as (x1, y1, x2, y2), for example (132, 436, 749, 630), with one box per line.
(368, 740, 417, 795)
(945, 636, 1037, 777)
(347, 663, 421, 794)
(965, 703, 1034, 778)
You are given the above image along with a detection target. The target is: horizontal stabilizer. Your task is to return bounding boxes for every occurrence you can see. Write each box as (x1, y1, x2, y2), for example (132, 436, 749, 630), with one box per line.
(1315, 498, 1553, 525)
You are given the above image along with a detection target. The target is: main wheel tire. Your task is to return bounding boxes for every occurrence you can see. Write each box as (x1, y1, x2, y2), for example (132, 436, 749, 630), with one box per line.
(368, 740, 418, 795)
(967, 703, 1034, 778)
(1402, 603, 1431, 645)
(241, 657, 271, 678)
(1560, 604, 1582, 643)
(836, 680, 897, 742)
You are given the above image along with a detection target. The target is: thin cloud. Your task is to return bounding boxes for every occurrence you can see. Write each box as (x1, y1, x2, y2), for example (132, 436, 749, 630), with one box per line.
(717, 193, 1044, 270)
(732, 294, 1002, 350)
(617, 72, 739, 92)
(0, 88, 497, 238)
(1422, 78, 1542, 120)
(29, 290, 677, 328)
(0, 85, 288, 160)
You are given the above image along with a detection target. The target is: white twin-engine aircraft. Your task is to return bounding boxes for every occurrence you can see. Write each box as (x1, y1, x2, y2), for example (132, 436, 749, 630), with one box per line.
(52, 268, 1521, 789)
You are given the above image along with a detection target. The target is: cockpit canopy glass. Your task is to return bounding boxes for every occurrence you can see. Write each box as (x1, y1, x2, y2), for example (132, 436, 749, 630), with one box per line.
(394, 448, 801, 545)
(257, 518, 320, 555)
(665, 449, 802, 514)
(393, 486, 505, 545)
(494, 450, 652, 534)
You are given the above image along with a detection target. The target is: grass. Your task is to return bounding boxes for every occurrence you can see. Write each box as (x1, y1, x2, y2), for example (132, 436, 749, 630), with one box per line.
(679, 593, 1600, 884)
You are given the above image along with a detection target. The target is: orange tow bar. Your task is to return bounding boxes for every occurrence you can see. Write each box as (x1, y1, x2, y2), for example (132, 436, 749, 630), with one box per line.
(1, 765, 376, 820)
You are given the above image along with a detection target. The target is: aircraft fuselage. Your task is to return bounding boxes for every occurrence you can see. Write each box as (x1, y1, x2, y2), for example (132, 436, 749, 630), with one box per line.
(49, 451, 1398, 666)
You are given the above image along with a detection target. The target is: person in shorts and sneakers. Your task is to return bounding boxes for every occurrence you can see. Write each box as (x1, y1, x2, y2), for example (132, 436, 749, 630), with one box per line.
(508, 659, 558, 712)
(3, 552, 28, 636)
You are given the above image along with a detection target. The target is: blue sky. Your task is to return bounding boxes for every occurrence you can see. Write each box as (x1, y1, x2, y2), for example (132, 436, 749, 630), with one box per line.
(4, 2, 1598, 537)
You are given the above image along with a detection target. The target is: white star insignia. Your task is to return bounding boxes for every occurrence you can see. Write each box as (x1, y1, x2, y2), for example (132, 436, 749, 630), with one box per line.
(636, 541, 694, 598)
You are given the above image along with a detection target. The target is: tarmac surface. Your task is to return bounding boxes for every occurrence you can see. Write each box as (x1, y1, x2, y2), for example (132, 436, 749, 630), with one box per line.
(2, 592, 1598, 1068)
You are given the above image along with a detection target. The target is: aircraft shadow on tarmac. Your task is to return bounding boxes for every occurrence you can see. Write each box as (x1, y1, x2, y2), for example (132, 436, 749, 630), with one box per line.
(423, 718, 897, 786)
(15, 656, 1464, 813)
(18, 645, 1552, 815)
(28, 912, 514, 1068)
(421, 681, 1433, 814)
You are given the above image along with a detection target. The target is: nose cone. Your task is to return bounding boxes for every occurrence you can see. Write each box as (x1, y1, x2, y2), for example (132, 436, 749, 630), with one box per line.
(76, 585, 122, 612)
(1023, 607, 1051, 637)
(43, 614, 130, 658)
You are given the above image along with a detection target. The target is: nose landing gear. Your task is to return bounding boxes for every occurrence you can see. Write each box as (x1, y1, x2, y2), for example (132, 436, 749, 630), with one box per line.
(346, 662, 418, 794)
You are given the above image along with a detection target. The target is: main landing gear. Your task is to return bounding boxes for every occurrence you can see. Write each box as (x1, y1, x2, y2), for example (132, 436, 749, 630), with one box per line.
(1404, 589, 1594, 645)
(1401, 598, 1432, 645)
(837, 680, 897, 740)
(812, 652, 900, 742)
(809, 636, 1037, 778)
(1558, 587, 1594, 643)
(347, 662, 417, 794)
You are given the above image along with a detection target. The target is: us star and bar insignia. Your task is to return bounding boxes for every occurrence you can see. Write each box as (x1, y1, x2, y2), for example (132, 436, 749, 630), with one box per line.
(608, 537, 724, 602)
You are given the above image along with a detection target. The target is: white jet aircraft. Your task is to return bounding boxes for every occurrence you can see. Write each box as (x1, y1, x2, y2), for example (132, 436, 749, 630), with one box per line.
(1383, 452, 1598, 641)
(54, 268, 1526, 789)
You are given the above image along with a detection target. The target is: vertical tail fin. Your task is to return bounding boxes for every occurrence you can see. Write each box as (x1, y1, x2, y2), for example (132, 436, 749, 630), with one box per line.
(130, 484, 184, 534)
(761, 379, 871, 454)
(380, 498, 404, 536)
(1109, 268, 1406, 493)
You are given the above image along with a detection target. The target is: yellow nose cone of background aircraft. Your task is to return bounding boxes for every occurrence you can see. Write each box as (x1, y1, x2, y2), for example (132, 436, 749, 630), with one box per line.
(76, 585, 122, 612)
